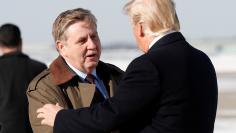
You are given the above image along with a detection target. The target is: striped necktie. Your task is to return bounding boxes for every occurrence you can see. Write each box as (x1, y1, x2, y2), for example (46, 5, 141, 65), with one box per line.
(85, 74, 95, 84)
(85, 74, 106, 103)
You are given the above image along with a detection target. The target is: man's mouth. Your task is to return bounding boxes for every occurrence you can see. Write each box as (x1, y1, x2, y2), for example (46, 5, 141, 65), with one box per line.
(86, 53, 98, 62)
(86, 53, 96, 58)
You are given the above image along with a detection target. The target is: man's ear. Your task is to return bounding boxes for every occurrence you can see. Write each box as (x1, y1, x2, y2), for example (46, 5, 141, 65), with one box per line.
(56, 40, 65, 55)
(138, 22, 145, 37)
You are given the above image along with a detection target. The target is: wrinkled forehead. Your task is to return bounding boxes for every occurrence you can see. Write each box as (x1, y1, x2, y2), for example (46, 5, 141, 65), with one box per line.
(63, 21, 98, 40)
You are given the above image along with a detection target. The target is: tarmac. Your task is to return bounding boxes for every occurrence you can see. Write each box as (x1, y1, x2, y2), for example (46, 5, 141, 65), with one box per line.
(217, 91, 236, 118)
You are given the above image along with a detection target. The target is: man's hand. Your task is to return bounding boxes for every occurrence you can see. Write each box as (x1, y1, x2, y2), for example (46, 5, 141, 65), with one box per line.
(37, 103, 63, 127)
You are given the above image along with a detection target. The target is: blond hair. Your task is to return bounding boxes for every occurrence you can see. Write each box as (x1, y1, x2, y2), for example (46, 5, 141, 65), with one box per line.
(123, 0, 180, 36)
(52, 8, 97, 42)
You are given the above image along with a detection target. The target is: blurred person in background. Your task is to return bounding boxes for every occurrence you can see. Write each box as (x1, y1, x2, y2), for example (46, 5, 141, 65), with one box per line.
(37, 0, 218, 133)
(0, 23, 47, 133)
(27, 8, 123, 133)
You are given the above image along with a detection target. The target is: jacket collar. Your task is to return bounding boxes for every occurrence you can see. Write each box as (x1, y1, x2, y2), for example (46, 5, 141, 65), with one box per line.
(49, 56, 110, 86)
(49, 56, 76, 85)
(149, 32, 185, 52)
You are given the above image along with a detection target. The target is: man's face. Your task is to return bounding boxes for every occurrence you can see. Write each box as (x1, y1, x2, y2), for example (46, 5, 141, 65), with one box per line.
(58, 21, 101, 74)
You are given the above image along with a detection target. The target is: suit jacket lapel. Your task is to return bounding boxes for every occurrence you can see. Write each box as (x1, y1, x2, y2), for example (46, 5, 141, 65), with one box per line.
(96, 62, 113, 98)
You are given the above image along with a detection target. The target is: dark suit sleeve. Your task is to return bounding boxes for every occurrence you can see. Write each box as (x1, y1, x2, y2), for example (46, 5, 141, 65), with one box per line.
(54, 56, 161, 133)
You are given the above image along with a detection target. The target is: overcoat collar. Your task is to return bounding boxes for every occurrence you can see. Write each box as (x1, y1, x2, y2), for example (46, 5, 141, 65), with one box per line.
(49, 56, 111, 86)
(49, 56, 76, 85)
(149, 32, 186, 52)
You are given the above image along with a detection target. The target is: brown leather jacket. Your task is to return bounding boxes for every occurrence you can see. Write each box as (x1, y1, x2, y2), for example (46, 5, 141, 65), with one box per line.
(27, 56, 124, 133)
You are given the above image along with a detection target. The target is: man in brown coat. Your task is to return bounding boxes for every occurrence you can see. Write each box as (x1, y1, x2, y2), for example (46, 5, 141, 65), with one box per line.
(27, 8, 123, 133)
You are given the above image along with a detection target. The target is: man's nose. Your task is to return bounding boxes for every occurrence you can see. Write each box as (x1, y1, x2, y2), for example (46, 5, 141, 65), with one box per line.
(87, 37, 97, 49)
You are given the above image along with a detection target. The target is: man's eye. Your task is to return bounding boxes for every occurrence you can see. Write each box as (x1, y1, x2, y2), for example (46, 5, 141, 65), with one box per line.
(91, 35, 98, 40)
(78, 38, 87, 44)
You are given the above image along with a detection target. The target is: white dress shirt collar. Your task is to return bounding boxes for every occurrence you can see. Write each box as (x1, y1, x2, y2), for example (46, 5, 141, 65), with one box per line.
(65, 60, 97, 81)
(149, 30, 177, 49)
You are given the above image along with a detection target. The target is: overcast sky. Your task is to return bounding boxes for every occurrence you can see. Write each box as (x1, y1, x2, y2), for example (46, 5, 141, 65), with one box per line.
(0, 0, 236, 46)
